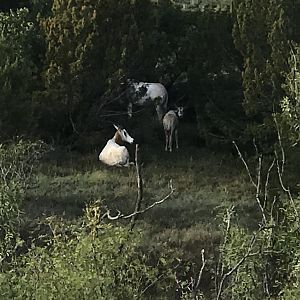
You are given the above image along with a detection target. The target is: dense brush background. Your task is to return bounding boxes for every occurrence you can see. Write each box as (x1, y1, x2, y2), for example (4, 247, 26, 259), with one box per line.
(0, 0, 300, 299)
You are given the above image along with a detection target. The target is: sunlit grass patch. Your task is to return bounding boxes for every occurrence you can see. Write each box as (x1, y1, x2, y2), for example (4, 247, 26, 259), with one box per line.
(25, 145, 257, 230)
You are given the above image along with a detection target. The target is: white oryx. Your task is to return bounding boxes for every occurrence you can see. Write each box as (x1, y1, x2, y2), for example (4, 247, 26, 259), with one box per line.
(127, 81, 168, 122)
(163, 107, 184, 152)
(99, 124, 134, 167)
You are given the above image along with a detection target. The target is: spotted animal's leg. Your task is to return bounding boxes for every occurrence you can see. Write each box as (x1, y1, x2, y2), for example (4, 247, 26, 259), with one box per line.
(128, 103, 133, 118)
(155, 98, 164, 122)
(175, 129, 179, 149)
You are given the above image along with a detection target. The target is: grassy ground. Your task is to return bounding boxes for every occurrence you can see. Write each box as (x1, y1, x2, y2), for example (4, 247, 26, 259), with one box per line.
(16, 122, 300, 298)
(24, 125, 260, 264)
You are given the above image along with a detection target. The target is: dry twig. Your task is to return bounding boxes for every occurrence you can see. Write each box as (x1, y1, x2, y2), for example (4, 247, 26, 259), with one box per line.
(101, 144, 175, 221)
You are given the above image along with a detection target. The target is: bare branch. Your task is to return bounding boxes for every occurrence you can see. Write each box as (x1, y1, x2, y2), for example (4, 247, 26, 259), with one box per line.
(193, 249, 206, 297)
(69, 113, 79, 135)
(255, 155, 267, 224)
(98, 108, 145, 118)
(264, 158, 275, 208)
(101, 208, 122, 221)
(253, 138, 259, 157)
(216, 206, 234, 292)
(232, 141, 256, 187)
(130, 144, 143, 230)
(103, 184, 175, 220)
(97, 89, 127, 113)
(274, 117, 285, 176)
(270, 195, 277, 219)
(272, 117, 299, 218)
(233, 141, 266, 224)
(275, 150, 298, 219)
(216, 230, 260, 300)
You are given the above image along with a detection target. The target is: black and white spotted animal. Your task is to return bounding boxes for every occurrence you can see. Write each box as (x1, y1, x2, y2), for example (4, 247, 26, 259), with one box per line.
(127, 81, 168, 122)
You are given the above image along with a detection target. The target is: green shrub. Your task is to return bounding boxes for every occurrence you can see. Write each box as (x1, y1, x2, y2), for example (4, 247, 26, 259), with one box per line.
(0, 139, 47, 268)
(0, 201, 175, 299)
(217, 198, 300, 299)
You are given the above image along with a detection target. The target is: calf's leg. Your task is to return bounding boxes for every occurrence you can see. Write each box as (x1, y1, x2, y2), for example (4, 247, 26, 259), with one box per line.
(165, 131, 169, 151)
(169, 130, 174, 152)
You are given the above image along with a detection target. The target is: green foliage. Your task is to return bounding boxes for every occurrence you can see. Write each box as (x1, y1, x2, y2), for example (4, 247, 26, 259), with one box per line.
(0, 140, 47, 268)
(0, 0, 245, 145)
(131, 0, 184, 82)
(37, 0, 150, 137)
(26, 144, 253, 297)
(0, 139, 46, 188)
(0, 201, 175, 299)
(0, 8, 37, 137)
(232, 0, 292, 148)
(2, 2, 300, 298)
(217, 209, 263, 299)
(280, 44, 300, 145)
(184, 6, 243, 145)
(268, 198, 300, 297)
(217, 182, 300, 298)
(0, 183, 23, 267)
(38, 0, 102, 137)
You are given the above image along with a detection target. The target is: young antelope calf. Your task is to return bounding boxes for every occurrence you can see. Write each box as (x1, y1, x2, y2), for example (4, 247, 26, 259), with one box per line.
(99, 124, 134, 167)
(163, 107, 183, 152)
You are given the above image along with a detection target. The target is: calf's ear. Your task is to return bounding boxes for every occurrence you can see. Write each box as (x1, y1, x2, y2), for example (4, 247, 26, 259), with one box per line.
(113, 124, 119, 130)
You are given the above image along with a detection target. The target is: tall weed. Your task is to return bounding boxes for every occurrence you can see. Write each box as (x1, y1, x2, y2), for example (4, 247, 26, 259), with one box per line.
(0, 139, 47, 267)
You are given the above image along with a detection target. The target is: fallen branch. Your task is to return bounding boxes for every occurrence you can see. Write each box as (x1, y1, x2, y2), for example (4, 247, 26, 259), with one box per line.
(102, 183, 175, 221)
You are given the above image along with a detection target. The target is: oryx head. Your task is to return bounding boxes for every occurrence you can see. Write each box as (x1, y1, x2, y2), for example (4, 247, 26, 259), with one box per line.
(113, 124, 134, 144)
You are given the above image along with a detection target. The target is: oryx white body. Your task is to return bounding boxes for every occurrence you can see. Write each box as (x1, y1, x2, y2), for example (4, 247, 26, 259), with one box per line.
(127, 81, 168, 122)
(163, 107, 183, 152)
(99, 125, 134, 167)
